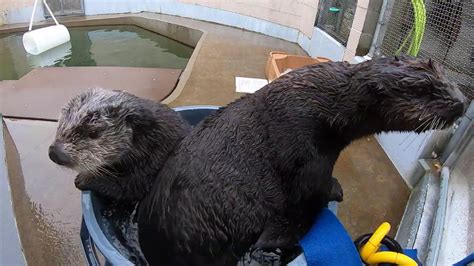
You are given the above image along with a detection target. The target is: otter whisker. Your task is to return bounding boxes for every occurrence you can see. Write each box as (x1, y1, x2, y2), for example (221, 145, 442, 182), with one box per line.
(400, 132, 415, 147)
(404, 116, 436, 151)
(400, 117, 431, 146)
(404, 132, 422, 151)
(431, 116, 440, 131)
(417, 117, 433, 131)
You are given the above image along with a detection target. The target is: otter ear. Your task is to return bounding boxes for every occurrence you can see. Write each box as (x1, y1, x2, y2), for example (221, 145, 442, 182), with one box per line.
(428, 58, 434, 68)
(104, 105, 121, 118)
(428, 58, 444, 75)
(125, 114, 137, 127)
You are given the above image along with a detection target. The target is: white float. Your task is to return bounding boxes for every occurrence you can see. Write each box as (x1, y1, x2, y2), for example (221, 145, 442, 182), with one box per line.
(22, 0, 70, 55)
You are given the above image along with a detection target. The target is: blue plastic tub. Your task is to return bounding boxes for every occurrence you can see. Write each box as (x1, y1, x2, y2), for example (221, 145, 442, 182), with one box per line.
(79, 105, 337, 265)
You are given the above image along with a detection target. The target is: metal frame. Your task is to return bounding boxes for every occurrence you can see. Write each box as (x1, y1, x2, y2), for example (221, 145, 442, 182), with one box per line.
(395, 102, 473, 264)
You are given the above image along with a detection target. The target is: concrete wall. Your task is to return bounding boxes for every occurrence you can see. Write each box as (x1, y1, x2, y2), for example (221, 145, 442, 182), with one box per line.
(178, 0, 319, 37)
(376, 131, 451, 187)
(356, 0, 383, 55)
(0, 0, 44, 24)
(0, 0, 370, 63)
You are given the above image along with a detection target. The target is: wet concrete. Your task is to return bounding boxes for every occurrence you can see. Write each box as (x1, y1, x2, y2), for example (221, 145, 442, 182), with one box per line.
(4, 119, 84, 265)
(335, 137, 410, 238)
(0, 67, 181, 120)
(148, 13, 308, 107)
(0, 13, 409, 264)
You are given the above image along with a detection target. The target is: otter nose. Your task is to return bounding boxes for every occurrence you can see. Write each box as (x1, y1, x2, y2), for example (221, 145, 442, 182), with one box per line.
(48, 143, 72, 166)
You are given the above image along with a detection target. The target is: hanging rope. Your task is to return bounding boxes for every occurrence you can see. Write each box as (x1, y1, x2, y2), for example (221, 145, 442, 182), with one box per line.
(396, 0, 426, 56)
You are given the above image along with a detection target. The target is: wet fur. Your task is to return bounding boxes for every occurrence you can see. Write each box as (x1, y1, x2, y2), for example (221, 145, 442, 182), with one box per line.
(138, 56, 465, 265)
(52, 89, 190, 202)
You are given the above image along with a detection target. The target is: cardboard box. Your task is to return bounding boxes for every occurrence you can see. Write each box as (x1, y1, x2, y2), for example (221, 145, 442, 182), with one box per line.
(265, 51, 331, 82)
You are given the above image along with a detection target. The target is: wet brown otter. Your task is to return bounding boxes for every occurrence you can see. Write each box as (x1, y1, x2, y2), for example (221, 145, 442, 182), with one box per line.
(49, 88, 190, 203)
(138, 56, 466, 265)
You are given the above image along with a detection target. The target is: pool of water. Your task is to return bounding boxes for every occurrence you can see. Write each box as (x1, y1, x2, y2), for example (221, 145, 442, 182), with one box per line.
(0, 25, 194, 80)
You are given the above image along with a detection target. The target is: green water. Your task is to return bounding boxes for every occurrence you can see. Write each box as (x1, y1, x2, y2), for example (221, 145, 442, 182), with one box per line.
(0, 25, 194, 80)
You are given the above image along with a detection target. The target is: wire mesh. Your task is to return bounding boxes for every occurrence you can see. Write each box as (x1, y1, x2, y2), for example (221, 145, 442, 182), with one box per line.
(315, 0, 357, 45)
(377, 0, 473, 101)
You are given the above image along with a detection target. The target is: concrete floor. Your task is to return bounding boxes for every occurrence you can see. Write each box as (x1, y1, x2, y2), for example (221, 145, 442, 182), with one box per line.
(1, 13, 409, 264)
(4, 119, 84, 266)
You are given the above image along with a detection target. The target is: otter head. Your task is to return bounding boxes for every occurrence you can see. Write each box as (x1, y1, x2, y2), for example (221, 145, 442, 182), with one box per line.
(49, 89, 136, 176)
(50, 88, 189, 201)
(357, 55, 467, 133)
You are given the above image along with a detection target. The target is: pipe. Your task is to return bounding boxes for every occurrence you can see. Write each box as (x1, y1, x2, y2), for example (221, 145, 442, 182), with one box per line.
(368, 0, 394, 56)
(42, 0, 60, 26)
(28, 0, 39, 31)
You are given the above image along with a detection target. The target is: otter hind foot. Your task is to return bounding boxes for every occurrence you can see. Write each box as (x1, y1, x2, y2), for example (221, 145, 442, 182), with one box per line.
(329, 177, 343, 202)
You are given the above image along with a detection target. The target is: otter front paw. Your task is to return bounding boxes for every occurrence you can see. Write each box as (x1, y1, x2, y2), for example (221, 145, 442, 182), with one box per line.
(74, 175, 92, 191)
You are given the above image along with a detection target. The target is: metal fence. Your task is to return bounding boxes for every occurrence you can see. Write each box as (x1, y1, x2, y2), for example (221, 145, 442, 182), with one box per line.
(314, 0, 357, 45)
(375, 0, 473, 101)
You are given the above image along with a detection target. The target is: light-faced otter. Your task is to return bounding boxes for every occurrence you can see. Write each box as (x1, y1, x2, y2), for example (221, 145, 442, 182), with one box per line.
(48, 88, 190, 203)
(137, 56, 466, 265)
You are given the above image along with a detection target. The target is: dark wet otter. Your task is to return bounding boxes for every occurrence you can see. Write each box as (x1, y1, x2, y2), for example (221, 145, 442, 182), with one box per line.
(49, 88, 190, 202)
(138, 56, 466, 265)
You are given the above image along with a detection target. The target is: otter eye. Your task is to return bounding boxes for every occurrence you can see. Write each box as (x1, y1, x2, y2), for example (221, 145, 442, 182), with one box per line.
(88, 130, 99, 139)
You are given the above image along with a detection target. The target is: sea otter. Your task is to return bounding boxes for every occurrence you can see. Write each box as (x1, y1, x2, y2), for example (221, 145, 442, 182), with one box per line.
(48, 88, 190, 203)
(137, 56, 466, 265)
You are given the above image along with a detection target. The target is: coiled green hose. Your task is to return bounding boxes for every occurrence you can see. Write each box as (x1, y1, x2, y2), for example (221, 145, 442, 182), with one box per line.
(396, 0, 426, 56)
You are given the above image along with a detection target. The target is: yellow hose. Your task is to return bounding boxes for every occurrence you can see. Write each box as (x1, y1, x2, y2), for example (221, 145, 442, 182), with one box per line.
(359, 222, 418, 265)
(360, 222, 391, 260)
(365, 251, 417, 266)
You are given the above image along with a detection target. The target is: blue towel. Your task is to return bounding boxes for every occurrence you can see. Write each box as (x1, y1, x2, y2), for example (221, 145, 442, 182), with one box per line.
(299, 207, 422, 266)
(299, 208, 362, 266)
(453, 253, 474, 266)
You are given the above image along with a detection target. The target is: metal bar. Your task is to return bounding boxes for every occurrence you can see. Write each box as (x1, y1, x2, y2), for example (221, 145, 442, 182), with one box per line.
(28, 0, 39, 31)
(440, 102, 474, 165)
(368, 0, 395, 56)
(42, 0, 60, 25)
(425, 167, 450, 265)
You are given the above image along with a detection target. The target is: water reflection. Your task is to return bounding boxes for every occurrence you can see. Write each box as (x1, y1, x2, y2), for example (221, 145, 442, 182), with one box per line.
(0, 25, 194, 80)
(26, 42, 73, 68)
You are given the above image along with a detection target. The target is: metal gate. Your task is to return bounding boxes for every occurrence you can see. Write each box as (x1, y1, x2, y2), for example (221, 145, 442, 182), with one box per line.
(43, 0, 84, 17)
(314, 0, 357, 45)
(372, 0, 473, 102)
